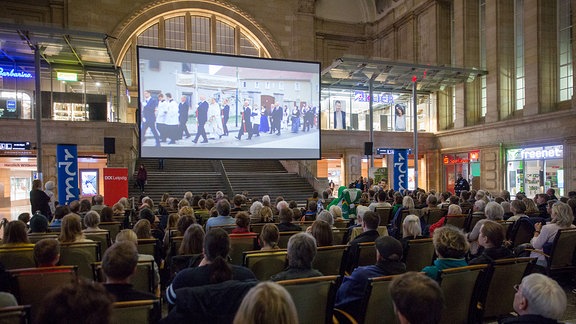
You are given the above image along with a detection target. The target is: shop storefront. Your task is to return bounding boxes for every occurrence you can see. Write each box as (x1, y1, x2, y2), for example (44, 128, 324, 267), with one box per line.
(506, 145, 564, 198)
(443, 151, 480, 194)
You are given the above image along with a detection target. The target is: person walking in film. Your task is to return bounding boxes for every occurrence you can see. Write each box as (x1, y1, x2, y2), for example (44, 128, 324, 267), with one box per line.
(236, 100, 252, 140)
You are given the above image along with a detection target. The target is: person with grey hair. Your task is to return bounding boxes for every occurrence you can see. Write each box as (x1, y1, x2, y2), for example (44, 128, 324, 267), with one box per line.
(83, 211, 104, 232)
(329, 205, 343, 220)
(277, 207, 301, 232)
(91, 194, 106, 215)
(530, 201, 575, 266)
(501, 201, 513, 219)
(467, 201, 504, 254)
(316, 210, 334, 227)
(501, 273, 567, 323)
(249, 201, 263, 223)
(507, 200, 528, 222)
(184, 191, 194, 205)
(262, 195, 271, 207)
(270, 233, 323, 281)
(205, 199, 234, 231)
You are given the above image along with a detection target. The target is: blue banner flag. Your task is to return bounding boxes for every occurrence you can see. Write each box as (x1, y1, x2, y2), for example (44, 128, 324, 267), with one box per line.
(57, 144, 79, 205)
(393, 149, 408, 191)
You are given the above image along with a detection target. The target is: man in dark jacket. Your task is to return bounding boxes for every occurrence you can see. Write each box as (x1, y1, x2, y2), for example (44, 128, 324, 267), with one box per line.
(192, 95, 209, 143)
(349, 211, 381, 246)
(335, 236, 406, 320)
(236, 100, 252, 140)
(141, 90, 161, 147)
(178, 95, 190, 138)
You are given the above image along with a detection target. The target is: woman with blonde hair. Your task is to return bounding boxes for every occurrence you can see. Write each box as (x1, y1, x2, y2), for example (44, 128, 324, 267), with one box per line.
(59, 214, 92, 243)
(531, 201, 575, 266)
(233, 281, 298, 324)
(133, 219, 153, 239)
(260, 206, 274, 223)
(400, 214, 425, 261)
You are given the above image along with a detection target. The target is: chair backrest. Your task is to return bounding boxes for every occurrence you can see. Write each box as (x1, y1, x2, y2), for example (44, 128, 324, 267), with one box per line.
(547, 227, 576, 274)
(426, 209, 447, 225)
(346, 242, 377, 274)
(278, 275, 339, 324)
(332, 229, 346, 245)
(210, 225, 235, 233)
(349, 226, 388, 242)
(445, 215, 467, 229)
(229, 234, 258, 265)
(249, 223, 267, 234)
(136, 239, 157, 257)
(313, 245, 348, 276)
(99, 222, 122, 242)
(170, 254, 201, 280)
(375, 207, 393, 226)
(0, 305, 30, 324)
(404, 238, 435, 271)
(8, 266, 78, 312)
(278, 231, 300, 249)
(92, 260, 155, 294)
(333, 220, 348, 229)
(111, 300, 158, 324)
(84, 231, 112, 253)
(242, 250, 287, 281)
(361, 275, 400, 324)
(169, 236, 184, 257)
(27, 233, 58, 244)
(59, 242, 101, 279)
(438, 264, 488, 324)
(480, 257, 534, 319)
(0, 246, 35, 270)
(464, 214, 486, 232)
(508, 218, 535, 247)
(294, 221, 314, 231)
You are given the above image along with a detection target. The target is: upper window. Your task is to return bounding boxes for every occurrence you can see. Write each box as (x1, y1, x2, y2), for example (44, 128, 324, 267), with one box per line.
(558, 0, 573, 101)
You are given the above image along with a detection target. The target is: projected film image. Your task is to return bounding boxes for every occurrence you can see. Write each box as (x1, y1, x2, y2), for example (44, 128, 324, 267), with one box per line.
(138, 47, 321, 160)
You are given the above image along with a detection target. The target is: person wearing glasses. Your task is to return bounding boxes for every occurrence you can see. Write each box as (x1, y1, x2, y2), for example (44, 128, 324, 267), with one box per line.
(503, 273, 567, 324)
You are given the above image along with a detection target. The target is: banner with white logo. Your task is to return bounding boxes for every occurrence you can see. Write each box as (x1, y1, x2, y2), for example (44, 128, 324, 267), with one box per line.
(393, 149, 408, 191)
(103, 168, 129, 206)
(57, 144, 79, 205)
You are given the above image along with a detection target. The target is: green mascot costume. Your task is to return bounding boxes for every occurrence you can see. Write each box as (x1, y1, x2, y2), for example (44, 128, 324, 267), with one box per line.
(327, 186, 363, 220)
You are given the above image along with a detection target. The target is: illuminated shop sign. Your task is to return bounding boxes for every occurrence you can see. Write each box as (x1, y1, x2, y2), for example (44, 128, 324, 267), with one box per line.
(57, 72, 78, 81)
(0, 67, 33, 79)
(507, 145, 563, 161)
(443, 151, 480, 164)
(354, 91, 395, 104)
(0, 141, 31, 150)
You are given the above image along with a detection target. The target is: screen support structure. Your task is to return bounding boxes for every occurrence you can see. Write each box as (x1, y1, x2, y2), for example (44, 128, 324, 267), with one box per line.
(412, 78, 418, 191)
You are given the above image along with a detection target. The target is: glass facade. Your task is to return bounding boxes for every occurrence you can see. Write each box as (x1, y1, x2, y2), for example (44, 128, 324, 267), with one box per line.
(443, 151, 480, 194)
(506, 145, 564, 198)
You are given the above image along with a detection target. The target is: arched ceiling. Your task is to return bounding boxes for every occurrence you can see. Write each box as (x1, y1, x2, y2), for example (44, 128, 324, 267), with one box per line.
(315, 0, 403, 23)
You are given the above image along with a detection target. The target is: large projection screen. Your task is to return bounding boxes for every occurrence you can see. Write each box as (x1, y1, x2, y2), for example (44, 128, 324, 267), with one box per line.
(137, 47, 321, 160)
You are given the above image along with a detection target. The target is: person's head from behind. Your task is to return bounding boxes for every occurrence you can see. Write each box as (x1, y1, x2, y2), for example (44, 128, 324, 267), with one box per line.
(260, 206, 273, 222)
(18, 212, 31, 224)
(233, 281, 298, 324)
(259, 224, 279, 249)
(362, 211, 380, 231)
(133, 219, 152, 239)
(375, 235, 403, 262)
(204, 228, 232, 283)
(54, 205, 71, 220)
(3, 220, 29, 244)
(426, 194, 438, 206)
(279, 207, 294, 224)
(235, 212, 250, 230)
(179, 224, 205, 255)
(390, 272, 444, 324)
(287, 233, 317, 269)
(29, 213, 49, 233)
(233, 194, 244, 208)
(402, 215, 422, 238)
(510, 200, 526, 215)
(484, 201, 504, 220)
(447, 204, 462, 215)
(115, 229, 138, 245)
(551, 201, 574, 227)
(35, 279, 113, 324)
(34, 238, 61, 267)
(217, 199, 231, 216)
(138, 208, 155, 225)
(177, 214, 196, 235)
(100, 207, 113, 222)
(83, 211, 101, 229)
(432, 225, 469, 259)
(514, 273, 566, 319)
(478, 220, 506, 249)
(310, 220, 333, 247)
(316, 210, 334, 226)
(102, 241, 138, 283)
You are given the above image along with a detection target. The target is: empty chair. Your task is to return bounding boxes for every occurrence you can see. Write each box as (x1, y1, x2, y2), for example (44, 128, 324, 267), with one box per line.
(478, 257, 534, 319)
(541, 227, 576, 277)
(404, 238, 435, 272)
(136, 238, 158, 257)
(277, 275, 339, 324)
(0, 247, 35, 270)
(312, 245, 348, 276)
(110, 300, 159, 324)
(229, 233, 258, 265)
(243, 250, 288, 281)
(59, 242, 101, 279)
(438, 264, 488, 324)
(8, 266, 78, 313)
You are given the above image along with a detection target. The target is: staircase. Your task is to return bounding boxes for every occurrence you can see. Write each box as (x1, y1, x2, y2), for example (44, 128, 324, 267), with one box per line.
(130, 159, 314, 205)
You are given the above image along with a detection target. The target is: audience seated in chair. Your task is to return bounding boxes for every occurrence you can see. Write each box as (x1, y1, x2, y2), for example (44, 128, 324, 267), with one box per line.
(34, 279, 114, 324)
(335, 236, 407, 320)
(309, 220, 333, 247)
(205, 199, 235, 232)
(49, 205, 70, 229)
(349, 211, 380, 246)
(468, 201, 505, 256)
(34, 238, 61, 267)
(231, 212, 255, 234)
(115, 230, 160, 294)
(468, 220, 514, 265)
(270, 233, 323, 281)
(342, 205, 368, 244)
(166, 228, 256, 305)
(389, 272, 444, 324)
(83, 211, 106, 232)
(2, 220, 33, 247)
(429, 204, 462, 235)
(422, 225, 469, 281)
(277, 207, 302, 232)
(530, 201, 575, 267)
(59, 214, 93, 243)
(259, 223, 280, 251)
(368, 190, 392, 211)
(400, 214, 425, 261)
(233, 281, 298, 324)
(499, 273, 566, 324)
(29, 212, 50, 234)
(102, 241, 157, 302)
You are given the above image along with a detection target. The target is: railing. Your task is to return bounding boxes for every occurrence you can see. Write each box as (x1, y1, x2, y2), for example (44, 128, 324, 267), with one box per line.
(213, 160, 234, 197)
(280, 160, 328, 194)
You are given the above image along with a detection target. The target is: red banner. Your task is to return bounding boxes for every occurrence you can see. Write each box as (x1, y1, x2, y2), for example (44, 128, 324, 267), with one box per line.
(103, 168, 128, 207)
